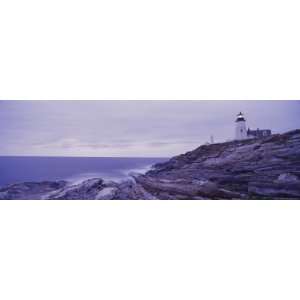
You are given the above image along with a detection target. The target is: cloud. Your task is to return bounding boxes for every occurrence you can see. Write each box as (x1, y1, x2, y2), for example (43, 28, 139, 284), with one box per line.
(31, 137, 200, 157)
(1, 100, 299, 156)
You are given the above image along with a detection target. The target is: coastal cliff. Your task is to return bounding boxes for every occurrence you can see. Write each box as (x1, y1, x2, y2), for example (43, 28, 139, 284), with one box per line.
(141, 129, 300, 199)
(1, 129, 300, 200)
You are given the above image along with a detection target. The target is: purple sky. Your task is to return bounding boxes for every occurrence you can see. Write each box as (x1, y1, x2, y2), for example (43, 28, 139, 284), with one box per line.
(1, 100, 299, 157)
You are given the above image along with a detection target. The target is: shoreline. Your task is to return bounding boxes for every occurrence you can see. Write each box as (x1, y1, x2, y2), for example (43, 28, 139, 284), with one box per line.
(1, 130, 299, 200)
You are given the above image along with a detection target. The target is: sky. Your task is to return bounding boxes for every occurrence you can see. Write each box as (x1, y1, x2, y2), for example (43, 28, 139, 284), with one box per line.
(0, 100, 299, 157)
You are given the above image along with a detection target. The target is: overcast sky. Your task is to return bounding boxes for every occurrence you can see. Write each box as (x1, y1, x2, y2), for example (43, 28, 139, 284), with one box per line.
(1, 100, 299, 157)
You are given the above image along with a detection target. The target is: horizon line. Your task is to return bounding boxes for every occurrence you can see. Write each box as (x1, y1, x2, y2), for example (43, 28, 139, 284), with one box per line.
(0, 155, 171, 159)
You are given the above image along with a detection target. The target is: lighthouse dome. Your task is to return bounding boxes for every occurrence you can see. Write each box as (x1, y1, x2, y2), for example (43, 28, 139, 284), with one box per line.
(236, 112, 246, 122)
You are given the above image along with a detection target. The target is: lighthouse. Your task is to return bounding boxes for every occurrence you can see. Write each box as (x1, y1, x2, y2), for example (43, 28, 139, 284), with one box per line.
(235, 112, 247, 140)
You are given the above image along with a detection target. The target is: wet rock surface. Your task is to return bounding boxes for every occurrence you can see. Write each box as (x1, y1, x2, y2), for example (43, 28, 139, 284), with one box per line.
(0, 181, 68, 200)
(146, 129, 300, 199)
(1, 130, 299, 199)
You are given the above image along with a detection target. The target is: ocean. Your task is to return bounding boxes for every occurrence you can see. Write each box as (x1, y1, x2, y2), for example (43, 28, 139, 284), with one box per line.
(0, 156, 168, 188)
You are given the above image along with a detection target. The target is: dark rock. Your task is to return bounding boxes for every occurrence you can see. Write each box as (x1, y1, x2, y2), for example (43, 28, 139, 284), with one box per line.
(113, 179, 157, 200)
(145, 129, 300, 199)
(248, 181, 300, 199)
(0, 181, 67, 200)
(47, 178, 105, 200)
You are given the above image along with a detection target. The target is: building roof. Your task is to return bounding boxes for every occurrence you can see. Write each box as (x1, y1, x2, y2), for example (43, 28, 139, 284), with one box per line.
(247, 128, 272, 137)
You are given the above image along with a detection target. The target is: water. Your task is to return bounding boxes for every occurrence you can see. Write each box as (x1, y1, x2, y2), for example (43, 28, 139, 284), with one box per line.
(0, 156, 168, 187)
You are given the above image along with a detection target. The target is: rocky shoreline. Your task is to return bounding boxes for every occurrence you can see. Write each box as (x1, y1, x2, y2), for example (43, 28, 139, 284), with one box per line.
(1, 129, 300, 200)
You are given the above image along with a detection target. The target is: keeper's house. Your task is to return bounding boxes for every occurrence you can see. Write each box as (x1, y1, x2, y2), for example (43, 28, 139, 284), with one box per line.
(235, 112, 272, 140)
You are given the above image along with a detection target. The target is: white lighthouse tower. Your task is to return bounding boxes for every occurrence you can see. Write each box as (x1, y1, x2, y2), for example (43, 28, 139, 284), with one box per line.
(235, 112, 247, 140)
